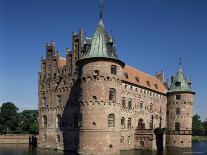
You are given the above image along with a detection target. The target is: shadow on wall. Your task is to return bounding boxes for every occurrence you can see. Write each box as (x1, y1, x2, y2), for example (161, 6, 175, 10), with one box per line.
(59, 76, 81, 153)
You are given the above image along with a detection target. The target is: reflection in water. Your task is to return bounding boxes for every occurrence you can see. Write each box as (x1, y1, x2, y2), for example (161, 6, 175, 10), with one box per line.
(0, 142, 206, 155)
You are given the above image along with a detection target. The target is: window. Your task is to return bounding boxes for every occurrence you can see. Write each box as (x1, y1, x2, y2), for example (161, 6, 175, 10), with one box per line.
(128, 99, 132, 110)
(175, 122, 180, 131)
(109, 88, 116, 101)
(56, 114, 62, 128)
(154, 84, 158, 89)
(135, 76, 139, 82)
(128, 118, 131, 129)
(56, 95, 61, 106)
(42, 97, 46, 108)
(120, 136, 124, 144)
(43, 115, 47, 128)
(176, 95, 181, 100)
(54, 73, 56, 78)
(122, 98, 126, 109)
(121, 117, 125, 129)
(43, 134, 47, 143)
(128, 136, 131, 144)
(111, 65, 117, 75)
(138, 119, 145, 129)
(176, 108, 180, 115)
(124, 72, 128, 78)
(140, 141, 144, 147)
(146, 81, 150, 86)
(108, 114, 115, 127)
(175, 81, 181, 87)
(94, 70, 99, 76)
(56, 135, 61, 143)
(140, 102, 144, 111)
(150, 104, 153, 113)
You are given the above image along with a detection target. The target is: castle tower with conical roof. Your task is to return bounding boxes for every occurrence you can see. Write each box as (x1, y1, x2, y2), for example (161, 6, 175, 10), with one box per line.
(166, 62, 195, 148)
(77, 18, 125, 154)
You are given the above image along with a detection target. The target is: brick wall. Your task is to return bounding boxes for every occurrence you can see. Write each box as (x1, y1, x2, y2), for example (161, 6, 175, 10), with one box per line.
(0, 134, 32, 144)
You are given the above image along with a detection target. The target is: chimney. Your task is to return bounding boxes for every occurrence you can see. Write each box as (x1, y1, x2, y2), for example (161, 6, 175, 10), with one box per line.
(156, 71, 164, 83)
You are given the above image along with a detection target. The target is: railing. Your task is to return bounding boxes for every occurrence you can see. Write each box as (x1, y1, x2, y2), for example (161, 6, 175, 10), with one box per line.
(167, 130, 192, 135)
(135, 129, 154, 135)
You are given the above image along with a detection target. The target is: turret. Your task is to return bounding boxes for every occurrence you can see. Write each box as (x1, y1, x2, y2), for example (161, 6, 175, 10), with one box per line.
(166, 63, 195, 148)
(77, 19, 124, 154)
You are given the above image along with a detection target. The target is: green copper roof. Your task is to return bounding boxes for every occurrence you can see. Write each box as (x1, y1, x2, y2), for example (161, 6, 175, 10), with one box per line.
(168, 65, 192, 93)
(82, 20, 119, 60)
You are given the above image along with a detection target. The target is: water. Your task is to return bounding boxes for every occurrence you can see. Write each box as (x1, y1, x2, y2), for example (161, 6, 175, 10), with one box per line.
(0, 142, 206, 155)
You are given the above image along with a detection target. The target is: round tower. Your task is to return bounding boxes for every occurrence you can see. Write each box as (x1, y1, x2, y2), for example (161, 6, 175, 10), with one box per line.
(166, 63, 195, 148)
(77, 20, 125, 154)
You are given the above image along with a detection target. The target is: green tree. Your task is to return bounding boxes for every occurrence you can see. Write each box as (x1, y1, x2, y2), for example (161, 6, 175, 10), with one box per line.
(0, 102, 19, 134)
(192, 114, 204, 136)
(202, 119, 207, 135)
(18, 110, 38, 134)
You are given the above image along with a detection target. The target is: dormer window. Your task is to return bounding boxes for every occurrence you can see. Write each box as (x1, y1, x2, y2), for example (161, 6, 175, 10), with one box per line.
(124, 73, 128, 79)
(154, 84, 158, 89)
(146, 81, 150, 86)
(135, 76, 139, 82)
(111, 65, 117, 75)
(175, 81, 181, 87)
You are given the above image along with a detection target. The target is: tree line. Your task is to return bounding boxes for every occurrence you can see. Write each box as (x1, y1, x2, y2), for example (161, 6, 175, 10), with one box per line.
(0, 102, 206, 136)
(0, 102, 38, 134)
(192, 114, 207, 136)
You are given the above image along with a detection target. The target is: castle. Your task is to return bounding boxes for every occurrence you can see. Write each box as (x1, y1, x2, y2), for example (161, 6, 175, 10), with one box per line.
(38, 3, 195, 154)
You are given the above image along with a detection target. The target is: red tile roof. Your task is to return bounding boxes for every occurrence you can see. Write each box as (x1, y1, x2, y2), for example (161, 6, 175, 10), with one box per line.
(59, 57, 66, 67)
(122, 65, 167, 94)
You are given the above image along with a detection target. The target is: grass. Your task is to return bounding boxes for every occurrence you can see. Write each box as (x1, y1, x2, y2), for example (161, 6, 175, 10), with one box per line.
(192, 136, 207, 141)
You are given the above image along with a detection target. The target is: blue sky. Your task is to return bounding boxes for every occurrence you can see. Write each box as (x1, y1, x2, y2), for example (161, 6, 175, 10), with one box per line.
(0, 0, 207, 120)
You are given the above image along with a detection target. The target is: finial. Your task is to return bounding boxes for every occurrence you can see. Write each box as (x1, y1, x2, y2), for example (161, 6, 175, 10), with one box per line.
(179, 57, 183, 72)
(99, 0, 104, 20)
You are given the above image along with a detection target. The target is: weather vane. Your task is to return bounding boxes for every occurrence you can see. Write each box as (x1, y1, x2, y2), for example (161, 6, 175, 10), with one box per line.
(99, 0, 104, 20)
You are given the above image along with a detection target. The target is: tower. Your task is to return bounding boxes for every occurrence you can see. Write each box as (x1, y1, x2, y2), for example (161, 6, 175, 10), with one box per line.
(76, 2, 125, 153)
(166, 61, 195, 147)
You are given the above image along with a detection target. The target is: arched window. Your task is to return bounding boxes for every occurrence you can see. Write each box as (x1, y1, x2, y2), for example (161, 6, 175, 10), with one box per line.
(140, 141, 144, 147)
(111, 65, 117, 75)
(43, 115, 47, 128)
(120, 136, 124, 144)
(43, 134, 47, 143)
(128, 136, 131, 144)
(56, 95, 61, 106)
(149, 115, 153, 129)
(56, 114, 62, 128)
(175, 122, 180, 131)
(128, 118, 131, 129)
(109, 88, 116, 101)
(108, 114, 115, 127)
(128, 99, 132, 110)
(42, 97, 46, 108)
(150, 104, 153, 113)
(56, 135, 61, 143)
(138, 119, 145, 129)
(140, 102, 144, 111)
(121, 117, 125, 129)
(122, 97, 126, 109)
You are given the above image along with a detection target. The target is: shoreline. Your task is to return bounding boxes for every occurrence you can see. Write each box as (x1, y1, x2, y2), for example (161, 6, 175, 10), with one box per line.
(192, 136, 207, 141)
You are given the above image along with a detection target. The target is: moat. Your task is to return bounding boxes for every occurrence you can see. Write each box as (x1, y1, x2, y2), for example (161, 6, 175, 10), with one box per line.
(0, 141, 206, 155)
